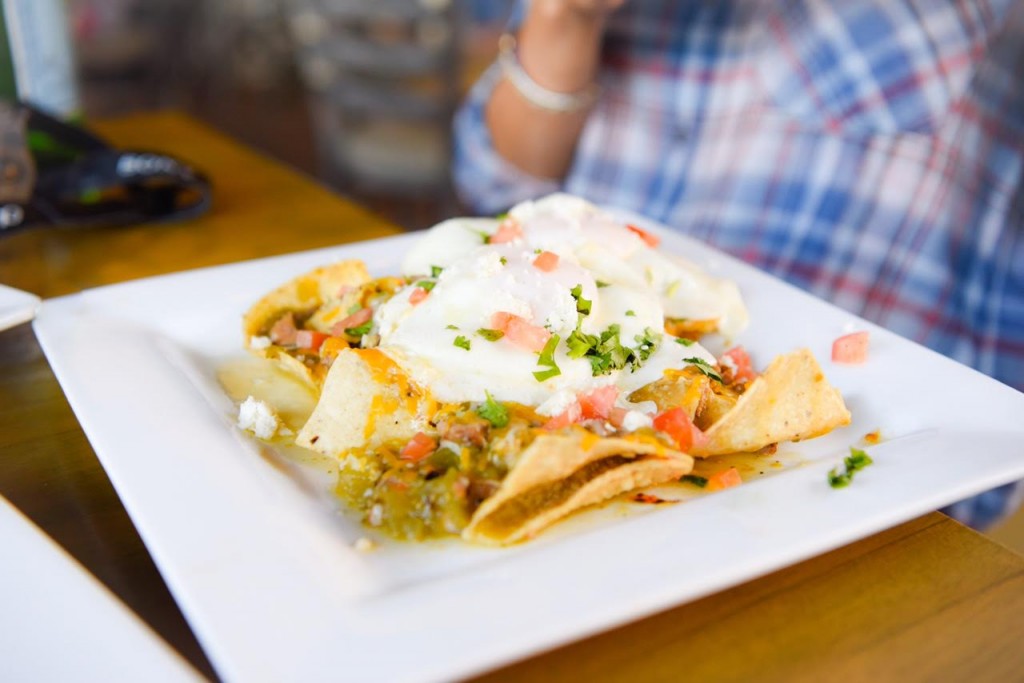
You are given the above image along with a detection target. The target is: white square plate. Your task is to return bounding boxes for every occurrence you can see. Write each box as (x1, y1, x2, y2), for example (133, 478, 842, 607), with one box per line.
(0, 283, 39, 331)
(33, 220, 1024, 682)
(0, 496, 200, 681)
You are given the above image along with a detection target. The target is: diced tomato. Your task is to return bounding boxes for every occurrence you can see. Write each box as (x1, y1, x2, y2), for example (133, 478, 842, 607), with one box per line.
(269, 312, 298, 345)
(399, 432, 437, 462)
(626, 223, 660, 248)
(532, 251, 559, 272)
(721, 346, 758, 384)
(332, 307, 372, 336)
(295, 330, 329, 351)
(491, 311, 551, 352)
(409, 287, 430, 305)
(490, 311, 514, 331)
(652, 407, 707, 451)
(707, 467, 742, 491)
(608, 407, 629, 429)
(832, 331, 870, 364)
(543, 401, 582, 430)
(578, 386, 619, 420)
(490, 217, 523, 244)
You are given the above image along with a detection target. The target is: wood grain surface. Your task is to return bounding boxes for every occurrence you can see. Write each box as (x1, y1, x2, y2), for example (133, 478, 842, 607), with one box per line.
(0, 111, 398, 298)
(2, 112, 1023, 682)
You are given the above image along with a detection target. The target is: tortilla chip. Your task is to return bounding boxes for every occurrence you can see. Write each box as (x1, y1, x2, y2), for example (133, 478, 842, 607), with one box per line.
(463, 428, 692, 545)
(629, 366, 711, 419)
(241, 260, 370, 387)
(296, 348, 436, 456)
(243, 260, 370, 341)
(690, 348, 851, 457)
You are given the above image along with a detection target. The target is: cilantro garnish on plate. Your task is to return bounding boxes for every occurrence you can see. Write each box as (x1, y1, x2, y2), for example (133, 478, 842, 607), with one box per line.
(828, 447, 874, 488)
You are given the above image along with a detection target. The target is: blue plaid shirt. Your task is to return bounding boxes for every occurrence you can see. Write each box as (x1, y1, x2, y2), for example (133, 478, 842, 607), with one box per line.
(453, 0, 1024, 528)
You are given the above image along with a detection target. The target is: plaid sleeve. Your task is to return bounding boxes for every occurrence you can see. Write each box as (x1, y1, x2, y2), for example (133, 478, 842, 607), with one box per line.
(452, 66, 561, 214)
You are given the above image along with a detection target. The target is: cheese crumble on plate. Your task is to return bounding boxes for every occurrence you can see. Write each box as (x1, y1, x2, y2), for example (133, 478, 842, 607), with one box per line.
(237, 395, 280, 439)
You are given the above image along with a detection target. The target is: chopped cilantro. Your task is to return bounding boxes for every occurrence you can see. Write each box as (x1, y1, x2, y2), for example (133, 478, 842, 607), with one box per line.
(633, 328, 662, 363)
(533, 334, 561, 382)
(566, 329, 598, 359)
(684, 357, 723, 383)
(828, 447, 874, 488)
(476, 391, 509, 428)
(445, 324, 459, 330)
(477, 328, 504, 341)
(430, 265, 443, 278)
(533, 366, 561, 382)
(454, 336, 471, 351)
(625, 310, 636, 317)
(596, 280, 610, 288)
(415, 280, 436, 292)
(666, 280, 681, 297)
(534, 248, 542, 254)
(567, 323, 659, 376)
(681, 474, 708, 488)
(345, 321, 372, 337)
(465, 224, 491, 244)
(569, 284, 592, 317)
(500, 256, 508, 266)
(588, 325, 629, 375)
(675, 337, 696, 347)
(495, 212, 508, 220)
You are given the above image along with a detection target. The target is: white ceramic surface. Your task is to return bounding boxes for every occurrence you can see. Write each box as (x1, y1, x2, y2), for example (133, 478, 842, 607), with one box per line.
(32, 221, 1024, 683)
(0, 283, 39, 331)
(0, 496, 201, 682)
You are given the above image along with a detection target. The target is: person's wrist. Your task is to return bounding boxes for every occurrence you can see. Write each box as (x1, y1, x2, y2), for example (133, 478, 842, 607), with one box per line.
(516, 0, 610, 93)
(532, 0, 613, 27)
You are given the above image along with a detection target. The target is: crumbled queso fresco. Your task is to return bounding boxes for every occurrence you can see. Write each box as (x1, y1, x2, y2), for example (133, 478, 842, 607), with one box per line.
(237, 395, 280, 439)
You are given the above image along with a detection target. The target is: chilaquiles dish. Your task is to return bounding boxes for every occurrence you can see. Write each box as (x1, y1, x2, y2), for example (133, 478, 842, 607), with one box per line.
(236, 194, 851, 545)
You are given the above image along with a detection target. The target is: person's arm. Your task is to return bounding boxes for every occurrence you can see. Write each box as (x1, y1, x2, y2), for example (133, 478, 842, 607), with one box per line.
(486, 0, 624, 180)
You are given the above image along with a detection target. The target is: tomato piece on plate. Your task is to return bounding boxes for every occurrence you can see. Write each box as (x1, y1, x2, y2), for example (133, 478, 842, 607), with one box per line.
(832, 331, 870, 364)
(295, 330, 329, 351)
(607, 407, 629, 429)
(626, 223, 660, 248)
(652, 407, 706, 451)
(490, 217, 523, 244)
(707, 467, 742, 491)
(578, 385, 619, 420)
(543, 401, 582, 430)
(721, 346, 758, 383)
(409, 287, 430, 305)
(269, 312, 298, 345)
(399, 432, 437, 462)
(532, 250, 559, 272)
(331, 307, 373, 336)
(491, 312, 551, 352)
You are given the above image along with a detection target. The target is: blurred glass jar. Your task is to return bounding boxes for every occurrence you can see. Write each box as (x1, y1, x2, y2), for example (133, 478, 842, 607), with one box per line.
(0, 0, 80, 118)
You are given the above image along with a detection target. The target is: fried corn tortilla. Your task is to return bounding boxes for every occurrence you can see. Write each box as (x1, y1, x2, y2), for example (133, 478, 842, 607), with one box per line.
(242, 260, 370, 386)
(690, 348, 851, 457)
(463, 428, 692, 545)
(297, 349, 693, 545)
(297, 348, 437, 454)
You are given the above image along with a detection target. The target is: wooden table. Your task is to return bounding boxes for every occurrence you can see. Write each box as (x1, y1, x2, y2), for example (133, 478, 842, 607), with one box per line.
(2, 112, 1023, 682)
